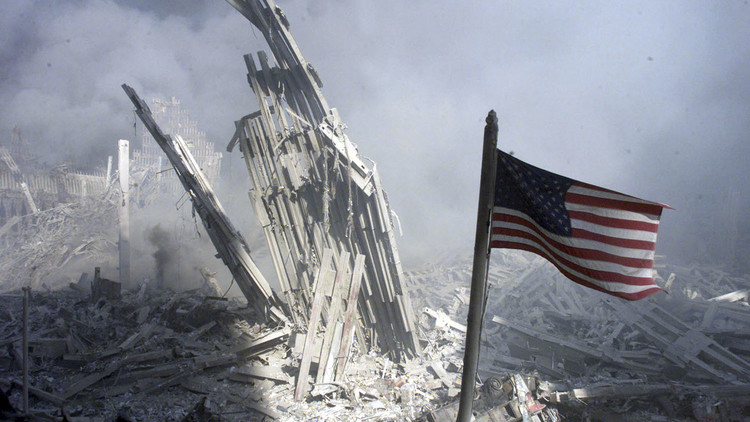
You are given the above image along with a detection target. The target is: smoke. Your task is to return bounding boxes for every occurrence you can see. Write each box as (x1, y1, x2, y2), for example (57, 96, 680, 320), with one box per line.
(133, 196, 232, 293)
(1, 0, 749, 270)
(0, 0, 252, 169)
(132, 186, 273, 296)
(147, 224, 173, 288)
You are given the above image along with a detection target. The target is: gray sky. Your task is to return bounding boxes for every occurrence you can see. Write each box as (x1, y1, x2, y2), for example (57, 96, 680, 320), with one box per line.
(2, 0, 749, 268)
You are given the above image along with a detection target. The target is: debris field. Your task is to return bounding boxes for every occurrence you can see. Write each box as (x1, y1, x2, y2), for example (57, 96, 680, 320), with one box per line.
(2, 0, 750, 421)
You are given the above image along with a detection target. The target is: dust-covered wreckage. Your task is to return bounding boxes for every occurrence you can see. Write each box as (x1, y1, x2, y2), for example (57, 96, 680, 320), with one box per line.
(2, 0, 750, 421)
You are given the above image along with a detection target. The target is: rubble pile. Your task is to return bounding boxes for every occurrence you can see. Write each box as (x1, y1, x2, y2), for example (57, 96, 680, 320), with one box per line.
(406, 250, 750, 421)
(0, 273, 471, 421)
(0, 198, 117, 293)
(0, 267, 567, 421)
(3, 250, 750, 421)
(0, 276, 288, 421)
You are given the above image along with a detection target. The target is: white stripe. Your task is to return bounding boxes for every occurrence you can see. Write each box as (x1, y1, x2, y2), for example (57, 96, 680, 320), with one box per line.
(492, 218, 655, 278)
(491, 235, 657, 295)
(565, 202, 661, 224)
(492, 216, 656, 260)
(569, 218, 658, 242)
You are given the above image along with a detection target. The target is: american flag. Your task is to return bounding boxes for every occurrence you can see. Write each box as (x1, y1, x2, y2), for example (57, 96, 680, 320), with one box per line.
(491, 150, 669, 300)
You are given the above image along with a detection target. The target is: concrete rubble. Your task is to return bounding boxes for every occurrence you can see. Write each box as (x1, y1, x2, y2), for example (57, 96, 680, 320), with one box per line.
(1, 275, 285, 421)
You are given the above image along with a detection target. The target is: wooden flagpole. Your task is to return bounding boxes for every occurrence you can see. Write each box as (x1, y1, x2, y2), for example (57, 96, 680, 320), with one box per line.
(457, 110, 499, 422)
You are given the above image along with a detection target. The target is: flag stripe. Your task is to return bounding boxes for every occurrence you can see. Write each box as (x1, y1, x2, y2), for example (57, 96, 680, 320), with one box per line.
(566, 191, 664, 216)
(570, 228, 656, 251)
(492, 217, 656, 281)
(493, 214, 655, 266)
(569, 218, 657, 242)
(568, 210, 659, 232)
(491, 240, 662, 300)
(493, 237, 657, 290)
(495, 207, 657, 256)
(493, 227, 654, 276)
(569, 184, 661, 207)
(566, 202, 660, 224)
(574, 182, 672, 209)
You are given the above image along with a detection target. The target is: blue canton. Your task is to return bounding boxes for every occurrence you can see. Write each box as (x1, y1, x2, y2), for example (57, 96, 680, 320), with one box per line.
(495, 150, 574, 236)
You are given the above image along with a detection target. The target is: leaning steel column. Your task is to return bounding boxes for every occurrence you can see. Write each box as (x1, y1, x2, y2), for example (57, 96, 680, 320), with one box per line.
(118, 140, 131, 287)
(457, 111, 498, 422)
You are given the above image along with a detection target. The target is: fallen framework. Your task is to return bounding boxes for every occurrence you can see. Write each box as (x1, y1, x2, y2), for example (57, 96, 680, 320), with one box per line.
(123, 84, 286, 322)
(226, 0, 420, 358)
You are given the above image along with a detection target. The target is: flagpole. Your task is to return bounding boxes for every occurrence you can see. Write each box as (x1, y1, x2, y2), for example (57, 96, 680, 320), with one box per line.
(457, 110, 499, 422)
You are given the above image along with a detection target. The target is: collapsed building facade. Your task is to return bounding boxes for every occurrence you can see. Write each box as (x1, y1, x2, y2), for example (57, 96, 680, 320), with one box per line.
(224, 0, 420, 357)
(0, 126, 108, 228)
(0, 96, 222, 231)
(0, 128, 115, 292)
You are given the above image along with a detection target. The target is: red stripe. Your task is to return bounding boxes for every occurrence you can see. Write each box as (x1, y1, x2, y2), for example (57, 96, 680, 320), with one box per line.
(491, 227, 656, 285)
(490, 241, 662, 300)
(568, 210, 659, 232)
(572, 228, 655, 251)
(492, 214, 654, 268)
(566, 192, 664, 216)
